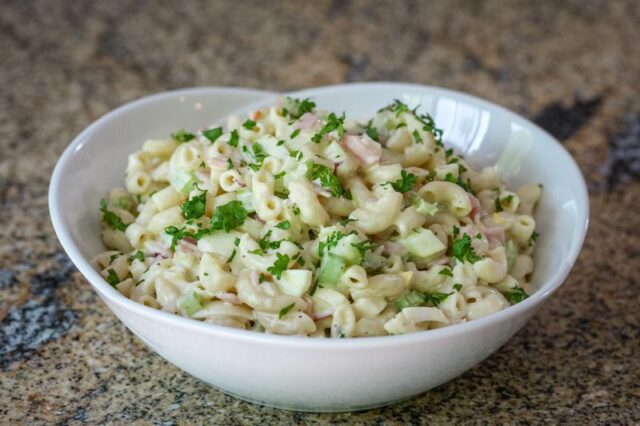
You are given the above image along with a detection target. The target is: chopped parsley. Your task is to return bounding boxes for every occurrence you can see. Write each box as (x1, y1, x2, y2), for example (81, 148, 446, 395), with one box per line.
(129, 250, 145, 263)
(181, 191, 207, 220)
(351, 240, 379, 261)
(274, 189, 290, 199)
(381, 99, 410, 116)
(438, 268, 453, 277)
(506, 287, 529, 303)
(311, 112, 345, 144)
(246, 143, 267, 171)
(495, 194, 514, 212)
(394, 290, 452, 311)
(318, 231, 346, 257)
(385, 170, 417, 193)
(412, 129, 423, 143)
(277, 139, 286, 146)
(226, 248, 237, 263)
(528, 231, 539, 247)
(452, 234, 482, 263)
(210, 200, 248, 233)
(306, 161, 351, 198)
(268, 253, 290, 279)
(292, 206, 301, 215)
(381, 100, 444, 146)
(275, 220, 291, 230)
(282, 97, 316, 119)
(444, 172, 475, 194)
(453, 283, 463, 291)
(257, 230, 283, 252)
(228, 129, 239, 147)
(278, 302, 295, 319)
(339, 218, 357, 226)
(364, 120, 379, 141)
(172, 129, 195, 143)
(100, 199, 128, 232)
(202, 127, 223, 143)
(274, 171, 286, 179)
(242, 119, 257, 130)
(105, 268, 120, 287)
(290, 129, 301, 139)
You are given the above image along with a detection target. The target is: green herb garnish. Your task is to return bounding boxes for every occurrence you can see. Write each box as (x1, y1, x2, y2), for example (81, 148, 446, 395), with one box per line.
(452, 234, 481, 263)
(506, 287, 529, 303)
(311, 112, 345, 144)
(275, 220, 291, 230)
(228, 129, 239, 147)
(129, 251, 145, 263)
(106, 268, 120, 287)
(100, 199, 128, 232)
(282, 97, 316, 119)
(203, 127, 223, 143)
(268, 253, 290, 279)
(307, 161, 350, 198)
(172, 129, 195, 143)
(385, 170, 417, 193)
(439, 268, 453, 277)
(181, 191, 207, 220)
(278, 302, 295, 319)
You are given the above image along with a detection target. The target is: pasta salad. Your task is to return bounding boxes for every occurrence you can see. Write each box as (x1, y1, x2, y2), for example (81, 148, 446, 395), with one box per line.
(94, 98, 541, 338)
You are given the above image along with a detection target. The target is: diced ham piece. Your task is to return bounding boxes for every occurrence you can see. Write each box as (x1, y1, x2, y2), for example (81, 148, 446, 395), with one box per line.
(482, 226, 505, 245)
(312, 309, 335, 321)
(178, 239, 201, 256)
(341, 134, 381, 166)
(468, 194, 481, 220)
(293, 112, 320, 131)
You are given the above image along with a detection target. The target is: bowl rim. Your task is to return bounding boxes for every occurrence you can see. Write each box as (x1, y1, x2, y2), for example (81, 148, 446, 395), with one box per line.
(49, 82, 590, 349)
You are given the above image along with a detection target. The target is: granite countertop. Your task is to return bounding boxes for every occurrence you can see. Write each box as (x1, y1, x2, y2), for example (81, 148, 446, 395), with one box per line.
(1, 0, 639, 424)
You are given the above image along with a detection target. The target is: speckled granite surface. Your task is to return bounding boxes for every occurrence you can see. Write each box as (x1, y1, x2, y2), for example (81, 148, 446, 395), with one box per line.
(1, 0, 639, 424)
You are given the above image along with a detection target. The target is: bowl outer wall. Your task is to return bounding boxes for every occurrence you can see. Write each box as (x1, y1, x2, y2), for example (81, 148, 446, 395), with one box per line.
(49, 83, 589, 411)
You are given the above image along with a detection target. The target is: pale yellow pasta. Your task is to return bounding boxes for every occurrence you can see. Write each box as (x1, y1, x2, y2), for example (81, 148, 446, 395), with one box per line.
(219, 169, 245, 192)
(151, 186, 184, 211)
(146, 206, 184, 234)
(125, 222, 152, 249)
(288, 180, 330, 226)
(473, 247, 508, 284)
(516, 184, 543, 215)
(142, 139, 178, 157)
(419, 181, 471, 217)
(126, 151, 152, 174)
(125, 170, 152, 194)
(96, 98, 540, 337)
(510, 215, 536, 244)
(349, 191, 402, 233)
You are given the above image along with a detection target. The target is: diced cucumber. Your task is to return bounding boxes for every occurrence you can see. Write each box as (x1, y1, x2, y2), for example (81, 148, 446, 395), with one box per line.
(331, 233, 362, 265)
(198, 231, 242, 258)
(412, 196, 439, 216)
(237, 189, 255, 213)
(394, 290, 427, 311)
(317, 254, 346, 288)
(278, 269, 312, 297)
(400, 229, 446, 258)
(179, 291, 203, 317)
(170, 168, 198, 193)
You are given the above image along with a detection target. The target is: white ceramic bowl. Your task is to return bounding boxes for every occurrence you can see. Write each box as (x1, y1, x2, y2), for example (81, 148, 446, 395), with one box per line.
(49, 83, 589, 412)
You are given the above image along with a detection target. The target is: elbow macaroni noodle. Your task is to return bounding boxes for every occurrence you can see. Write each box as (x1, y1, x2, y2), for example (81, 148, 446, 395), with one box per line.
(94, 98, 541, 337)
